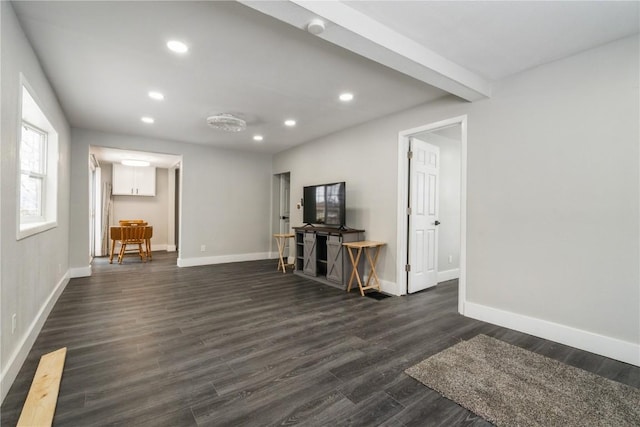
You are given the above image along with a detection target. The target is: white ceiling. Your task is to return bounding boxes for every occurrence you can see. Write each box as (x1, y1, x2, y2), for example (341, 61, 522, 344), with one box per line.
(343, 1, 640, 81)
(11, 1, 639, 162)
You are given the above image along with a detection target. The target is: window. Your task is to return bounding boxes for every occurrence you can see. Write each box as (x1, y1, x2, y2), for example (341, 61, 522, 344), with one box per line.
(17, 79, 58, 239)
(20, 123, 47, 221)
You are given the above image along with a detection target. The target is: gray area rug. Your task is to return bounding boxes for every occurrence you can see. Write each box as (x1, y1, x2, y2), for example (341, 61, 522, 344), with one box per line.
(405, 334, 640, 426)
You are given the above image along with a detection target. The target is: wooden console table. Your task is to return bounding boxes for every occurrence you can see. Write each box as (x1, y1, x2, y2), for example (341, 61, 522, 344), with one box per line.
(343, 241, 386, 296)
(293, 226, 364, 288)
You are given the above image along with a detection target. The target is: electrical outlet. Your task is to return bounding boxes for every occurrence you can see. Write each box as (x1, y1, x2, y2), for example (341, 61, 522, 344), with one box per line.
(448, 255, 453, 264)
(200, 245, 206, 252)
(12, 314, 16, 334)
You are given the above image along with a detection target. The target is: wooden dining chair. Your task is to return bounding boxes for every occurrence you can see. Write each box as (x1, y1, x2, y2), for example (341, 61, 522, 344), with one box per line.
(144, 226, 153, 261)
(109, 226, 121, 264)
(117, 225, 147, 264)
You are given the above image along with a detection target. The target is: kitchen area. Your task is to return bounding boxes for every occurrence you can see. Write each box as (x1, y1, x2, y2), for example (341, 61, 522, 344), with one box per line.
(89, 146, 182, 262)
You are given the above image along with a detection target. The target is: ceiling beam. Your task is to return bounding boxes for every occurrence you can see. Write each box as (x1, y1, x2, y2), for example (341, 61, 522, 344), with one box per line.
(240, 0, 492, 101)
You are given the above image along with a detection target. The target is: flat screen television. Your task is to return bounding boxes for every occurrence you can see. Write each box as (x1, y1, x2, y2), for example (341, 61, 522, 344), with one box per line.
(303, 182, 346, 227)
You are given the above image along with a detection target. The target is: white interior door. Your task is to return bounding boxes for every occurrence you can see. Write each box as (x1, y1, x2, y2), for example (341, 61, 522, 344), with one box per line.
(279, 173, 290, 233)
(408, 138, 440, 293)
(279, 173, 291, 259)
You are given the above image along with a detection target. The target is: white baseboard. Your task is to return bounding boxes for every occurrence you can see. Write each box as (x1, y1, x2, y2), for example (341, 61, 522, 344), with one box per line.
(379, 270, 459, 296)
(380, 278, 401, 296)
(0, 272, 70, 402)
(464, 301, 640, 367)
(69, 265, 91, 278)
(166, 244, 176, 252)
(177, 252, 271, 267)
(438, 268, 459, 283)
(362, 276, 400, 296)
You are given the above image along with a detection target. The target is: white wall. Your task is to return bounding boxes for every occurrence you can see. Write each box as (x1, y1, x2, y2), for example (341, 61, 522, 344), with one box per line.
(70, 128, 274, 270)
(1, 1, 71, 401)
(102, 163, 171, 250)
(462, 36, 639, 364)
(112, 168, 169, 249)
(273, 123, 400, 291)
(274, 35, 639, 364)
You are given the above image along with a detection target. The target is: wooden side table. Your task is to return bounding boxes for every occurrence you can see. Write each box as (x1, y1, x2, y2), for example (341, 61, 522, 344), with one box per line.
(273, 233, 295, 273)
(343, 241, 386, 296)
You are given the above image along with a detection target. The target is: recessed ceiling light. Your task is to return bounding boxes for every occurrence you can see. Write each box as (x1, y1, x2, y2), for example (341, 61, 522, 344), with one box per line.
(141, 116, 154, 124)
(284, 119, 296, 127)
(339, 92, 354, 102)
(167, 40, 188, 54)
(253, 135, 264, 142)
(148, 91, 164, 101)
(122, 159, 150, 167)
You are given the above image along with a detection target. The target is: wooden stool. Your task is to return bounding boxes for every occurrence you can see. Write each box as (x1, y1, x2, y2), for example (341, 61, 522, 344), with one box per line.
(343, 241, 386, 296)
(273, 233, 295, 273)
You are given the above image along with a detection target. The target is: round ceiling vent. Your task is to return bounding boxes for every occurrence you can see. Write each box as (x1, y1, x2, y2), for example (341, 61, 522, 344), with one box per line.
(206, 113, 247, 132)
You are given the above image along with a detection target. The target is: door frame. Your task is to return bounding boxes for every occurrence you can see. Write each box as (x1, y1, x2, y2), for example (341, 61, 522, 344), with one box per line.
(396, 115, 468, 314)
(271, 172, 292, 258)
(279, 172, 291, 234)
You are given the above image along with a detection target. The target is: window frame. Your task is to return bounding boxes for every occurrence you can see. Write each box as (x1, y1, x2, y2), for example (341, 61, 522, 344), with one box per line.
(17, 76, 59, 240)
(20, 121, 48, 223)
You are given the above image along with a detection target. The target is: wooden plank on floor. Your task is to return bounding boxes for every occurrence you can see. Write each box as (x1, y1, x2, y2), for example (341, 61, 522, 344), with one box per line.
(17, 347, 67, 427)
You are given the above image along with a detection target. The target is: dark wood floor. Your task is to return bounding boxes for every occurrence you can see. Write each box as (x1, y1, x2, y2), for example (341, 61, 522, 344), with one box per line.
(2, 252, 639, 426)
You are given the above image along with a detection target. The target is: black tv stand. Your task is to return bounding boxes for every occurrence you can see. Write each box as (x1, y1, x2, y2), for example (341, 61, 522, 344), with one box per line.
(293, 226, 365, 289)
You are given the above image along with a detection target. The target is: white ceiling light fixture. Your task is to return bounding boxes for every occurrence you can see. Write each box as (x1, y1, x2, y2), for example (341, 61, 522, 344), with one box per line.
(339, 92, 354, 102)
(284, 119, 296, 127)
(307, 18, 325, 35)
(253, 135, 264, 142)
(206, 113, 247, 132)
(122, 159, 150, 167)
(167, 40, 188, 54)
(148, 91, 164, 101)
(141, 116, 154, 124)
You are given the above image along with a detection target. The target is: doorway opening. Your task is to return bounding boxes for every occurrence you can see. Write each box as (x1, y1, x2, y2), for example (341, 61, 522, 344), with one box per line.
(272, 172, 291, 259)
(396, 115, 467, 314)
(88, 146, 183, 264)
(89, 154, 99, 259)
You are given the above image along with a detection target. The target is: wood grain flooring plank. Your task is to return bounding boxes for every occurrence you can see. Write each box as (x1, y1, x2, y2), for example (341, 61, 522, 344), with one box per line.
(321, 391, 405, 427)
(192, 370, 343, 425)
(212, 343, 364, 397)
(2, 252, 638, 426)
(269, 389, 351, 426)
(392, 386, 493, 427)
(111, 407, 198, 427)
(384, 375, 432, 408)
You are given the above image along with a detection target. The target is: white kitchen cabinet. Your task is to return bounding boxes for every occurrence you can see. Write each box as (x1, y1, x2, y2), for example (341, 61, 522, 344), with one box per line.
(112, 164, 156, 196)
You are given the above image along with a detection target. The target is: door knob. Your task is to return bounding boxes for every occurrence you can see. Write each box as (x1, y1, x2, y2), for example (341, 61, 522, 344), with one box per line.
(434, 220, 441, 226)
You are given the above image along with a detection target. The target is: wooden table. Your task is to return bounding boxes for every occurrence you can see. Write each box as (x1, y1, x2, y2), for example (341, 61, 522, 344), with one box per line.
(273, 233, 295, 273)
(343, 240, 386, 296)
(109, 226, 153, 263)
